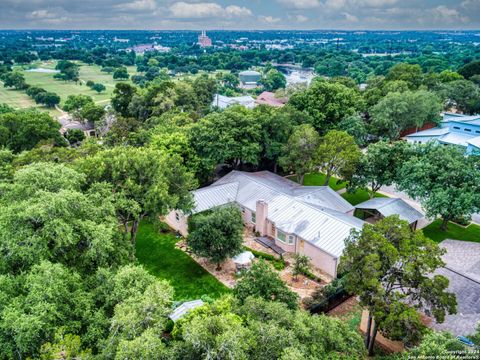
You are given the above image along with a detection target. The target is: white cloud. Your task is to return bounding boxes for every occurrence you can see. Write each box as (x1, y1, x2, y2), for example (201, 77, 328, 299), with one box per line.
(259, 15, 281, 23)
(116, 0, 156, 11)
(353, 0, 398, 6)
(277, 0, 320, 9)
(169, 2, 252, 19)
(343, 12, 358, 22)
(324, 0, 346, 10)
(295, 15, 309, 22)
(27, 9, 56, 19)
(169, 2, 223, 18)
(225, 5, 252, 17)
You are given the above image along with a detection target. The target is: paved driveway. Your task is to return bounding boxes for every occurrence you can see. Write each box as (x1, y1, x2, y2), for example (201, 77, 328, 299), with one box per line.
(430, 240, 480, 336)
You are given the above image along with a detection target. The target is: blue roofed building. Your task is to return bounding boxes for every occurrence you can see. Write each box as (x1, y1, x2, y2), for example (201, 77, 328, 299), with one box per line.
(405, 113, 480, 155)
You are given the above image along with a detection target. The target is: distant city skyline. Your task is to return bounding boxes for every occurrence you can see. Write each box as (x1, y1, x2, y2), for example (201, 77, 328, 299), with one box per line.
(1, 0, 479, 30)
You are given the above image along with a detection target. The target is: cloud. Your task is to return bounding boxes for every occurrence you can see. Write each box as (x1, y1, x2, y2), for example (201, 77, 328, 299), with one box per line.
(115, 0, 157, 11)
(354, 0, 398, 6)
(431, 5, 469, 23)
(27, 9, 57, 19)
(295, 15, 309, 22)
(277, 0, 320, 9)
(169, 2, 252, 19)
(343, 12, 359, 22)
(259, 15, 281, 23)
(225, 5, 252, 17)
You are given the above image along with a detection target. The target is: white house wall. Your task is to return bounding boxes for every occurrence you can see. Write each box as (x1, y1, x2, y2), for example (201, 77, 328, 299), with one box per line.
(165, 210, 189, 237)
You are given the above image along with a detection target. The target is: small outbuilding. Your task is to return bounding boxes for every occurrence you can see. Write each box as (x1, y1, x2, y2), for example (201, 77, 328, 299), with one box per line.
(354, 197, 423, 230)
(169, 299, 205, 322)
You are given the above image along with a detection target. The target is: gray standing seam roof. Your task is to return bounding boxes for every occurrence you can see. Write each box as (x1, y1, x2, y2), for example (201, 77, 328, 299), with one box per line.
(189, 171, 364, 258)
(354, 197, 423, 224)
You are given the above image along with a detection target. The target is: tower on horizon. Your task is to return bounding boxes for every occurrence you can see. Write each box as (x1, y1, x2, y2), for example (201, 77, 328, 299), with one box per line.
(198, 30, 212, 48)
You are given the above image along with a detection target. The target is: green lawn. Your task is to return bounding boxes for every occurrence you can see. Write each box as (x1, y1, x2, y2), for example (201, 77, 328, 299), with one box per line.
(22, 63, 137, 106)
(303, 173, 347, 191)
(287, 172, 347, 191)
(341, 188, 387, 206)
(136, 222, 230, 301)
(422, 219, 480, 244)
(0, 85, 62, 117)
(0, 61, 138, 110)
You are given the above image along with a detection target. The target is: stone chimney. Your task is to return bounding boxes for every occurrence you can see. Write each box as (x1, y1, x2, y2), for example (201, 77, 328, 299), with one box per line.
(255, 199, 268, 236)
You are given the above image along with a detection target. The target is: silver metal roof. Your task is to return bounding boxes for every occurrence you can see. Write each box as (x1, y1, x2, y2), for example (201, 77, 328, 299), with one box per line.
(355, 197, 423, 224)
(192, 182, 238, 213)
(169, 300, 204, 322)
(191, 171, 364, 258)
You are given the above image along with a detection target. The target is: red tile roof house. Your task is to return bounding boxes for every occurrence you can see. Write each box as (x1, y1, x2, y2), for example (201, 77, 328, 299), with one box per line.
(255, 91, 287, 107)
(165, 171, 364, 278)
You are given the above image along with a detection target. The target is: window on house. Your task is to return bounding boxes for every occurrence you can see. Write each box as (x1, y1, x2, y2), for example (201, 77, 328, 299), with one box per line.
(453, 126, 460, 130)
(251, 212, 256, 224)
(465, 128, 472, 132)
(175, 212, 180, 221)
(277, 230, 295, 244)
(475, 131, 480, 134)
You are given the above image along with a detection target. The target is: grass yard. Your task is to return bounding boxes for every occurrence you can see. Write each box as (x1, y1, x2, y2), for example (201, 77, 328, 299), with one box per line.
(422, 219, 480, 244)
(303, 173, 347, 191)
(287, 172, 347, 191)
(341, 188, 387, 206)
(136, 222, 230, 301)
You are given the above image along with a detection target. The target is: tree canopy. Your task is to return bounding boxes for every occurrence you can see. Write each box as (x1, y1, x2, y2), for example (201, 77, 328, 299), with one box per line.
(187, 205, 244, 270)
(340, 216, 456, 355)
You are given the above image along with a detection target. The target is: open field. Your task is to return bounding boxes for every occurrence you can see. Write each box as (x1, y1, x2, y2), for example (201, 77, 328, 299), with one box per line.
(0, 61, 137, 110)
(136, 222, 231, 301)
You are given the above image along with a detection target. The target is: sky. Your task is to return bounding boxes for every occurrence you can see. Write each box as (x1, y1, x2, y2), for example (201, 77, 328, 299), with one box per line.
(1, 0, 479, 30)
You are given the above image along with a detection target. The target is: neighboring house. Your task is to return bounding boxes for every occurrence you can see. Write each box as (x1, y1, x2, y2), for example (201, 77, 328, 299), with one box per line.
(212, 94, 255, 109)
(255, 91, 287, 107)
(165, 171, 364, 277)
(405, 113, 480, 155)
(354, 197, 424, 230)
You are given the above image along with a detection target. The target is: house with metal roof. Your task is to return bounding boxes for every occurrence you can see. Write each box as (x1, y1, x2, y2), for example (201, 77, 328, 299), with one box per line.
(354, 197, 424, 230)
(212, 94, 255, 110)
(165, 170, 363, 277)
(405, 113, 480, 155)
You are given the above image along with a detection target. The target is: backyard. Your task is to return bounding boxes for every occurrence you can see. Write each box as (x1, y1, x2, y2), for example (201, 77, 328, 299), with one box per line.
(136, 222, 230, 301)
(341, 188, 387, 206)
(301, 172, 347, 191)
(422, 220, 480, 243)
